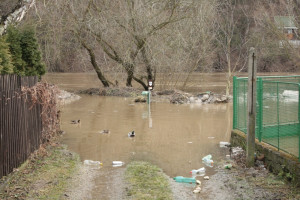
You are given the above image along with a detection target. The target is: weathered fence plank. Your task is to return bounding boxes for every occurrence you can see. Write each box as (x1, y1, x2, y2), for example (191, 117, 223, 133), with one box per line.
(0, 75, 41, 179)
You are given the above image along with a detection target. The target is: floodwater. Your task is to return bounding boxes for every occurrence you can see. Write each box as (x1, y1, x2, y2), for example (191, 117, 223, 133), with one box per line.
(46, 73, 234, 199)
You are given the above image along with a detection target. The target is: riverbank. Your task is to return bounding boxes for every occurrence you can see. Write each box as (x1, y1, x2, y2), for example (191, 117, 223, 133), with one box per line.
(0, 136, 79, 199)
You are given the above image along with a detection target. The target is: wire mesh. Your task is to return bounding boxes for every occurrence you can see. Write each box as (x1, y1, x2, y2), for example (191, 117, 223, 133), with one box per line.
(233, 76, 300, 160)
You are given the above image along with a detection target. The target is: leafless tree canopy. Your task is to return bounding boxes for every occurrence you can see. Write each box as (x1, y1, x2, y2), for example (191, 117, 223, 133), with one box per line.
(3, 0, 300, 91)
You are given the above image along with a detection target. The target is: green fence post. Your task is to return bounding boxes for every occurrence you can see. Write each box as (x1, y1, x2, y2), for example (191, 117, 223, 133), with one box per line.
(257, 77, 263, 142)
(233, 76, 237, 129)
(277, 82, 280, 151)
(298, 84, 300, 161)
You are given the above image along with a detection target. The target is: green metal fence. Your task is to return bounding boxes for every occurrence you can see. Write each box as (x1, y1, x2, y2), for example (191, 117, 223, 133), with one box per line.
(233, 75, 300, 161)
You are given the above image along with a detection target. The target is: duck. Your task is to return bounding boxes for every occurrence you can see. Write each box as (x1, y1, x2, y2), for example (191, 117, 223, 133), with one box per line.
(128, 131, 135, 137)
(70, 119, 80, 124)
(100, 130, 110, 134)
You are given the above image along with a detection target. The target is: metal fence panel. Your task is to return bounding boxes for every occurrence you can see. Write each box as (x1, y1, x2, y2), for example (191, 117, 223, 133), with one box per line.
(233, 75, 300, 160)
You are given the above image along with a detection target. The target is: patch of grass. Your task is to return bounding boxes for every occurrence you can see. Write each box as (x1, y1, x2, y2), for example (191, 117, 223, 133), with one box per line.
(0, 143, 80, 199)
(125, 161, 172, 200)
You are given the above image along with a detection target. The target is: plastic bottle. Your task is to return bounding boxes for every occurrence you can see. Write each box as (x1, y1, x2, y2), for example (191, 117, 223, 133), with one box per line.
(219, 141, 231, 148)
(84, 160, 102, 166)
(190, 167, 205, 175)
(224, 164, 232, 169)
(202, 155, 214, 167)
(173, 176, 196, 183)
(112, 161, 124, 165)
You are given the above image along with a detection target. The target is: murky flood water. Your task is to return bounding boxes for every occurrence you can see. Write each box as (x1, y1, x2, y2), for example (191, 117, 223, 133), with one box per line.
(46, 73, 234, 199)
(61, 95, 232, 177)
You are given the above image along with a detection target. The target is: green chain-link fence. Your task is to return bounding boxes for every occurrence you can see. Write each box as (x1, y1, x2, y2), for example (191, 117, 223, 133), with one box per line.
(233, 75, 300, 161)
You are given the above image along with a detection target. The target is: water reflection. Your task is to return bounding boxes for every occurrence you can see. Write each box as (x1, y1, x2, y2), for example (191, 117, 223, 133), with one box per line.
(61, 95, 232, 178)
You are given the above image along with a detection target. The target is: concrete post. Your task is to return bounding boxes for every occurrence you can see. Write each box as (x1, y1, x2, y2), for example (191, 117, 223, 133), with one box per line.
(246, 47, 257, 167)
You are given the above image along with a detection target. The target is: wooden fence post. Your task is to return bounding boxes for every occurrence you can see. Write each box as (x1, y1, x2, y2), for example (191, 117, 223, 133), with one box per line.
(246, 47, 257, 167)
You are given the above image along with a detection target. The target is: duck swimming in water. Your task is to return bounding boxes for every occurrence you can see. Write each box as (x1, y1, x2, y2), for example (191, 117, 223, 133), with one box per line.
(70, 119, 80, 124)
(128, 131, 135, 137)
(100, 130, 110, 134)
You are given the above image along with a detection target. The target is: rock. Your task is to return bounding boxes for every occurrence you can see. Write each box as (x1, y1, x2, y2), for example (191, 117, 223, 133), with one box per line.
(170, 92, 189, 104)
(134, 96, 146, 103)
(204, 176, 209, 180)
(196, 180, 201, 185)
(201, 94, 210, 102)
(216, 95, 228, 103)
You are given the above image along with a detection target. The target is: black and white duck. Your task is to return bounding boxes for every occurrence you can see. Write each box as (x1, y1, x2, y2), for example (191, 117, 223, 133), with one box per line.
(128, 131, 135, 137)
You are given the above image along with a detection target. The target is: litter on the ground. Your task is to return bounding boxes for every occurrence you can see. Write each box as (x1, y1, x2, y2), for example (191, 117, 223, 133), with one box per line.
(226, 154, 231, 158)
(188, 142, 193, 144)
(224, 164, 232, 169)
(83, 160, 103, 167)
(193, 186, 201, 193)
(202, 155, 213, 167)
(190, 167, 205, 176)
(173, 176, 196, 183)
(196, 180, 201, 185)
(204, 176, 209, 180)
(208, 137, 215, 139)
(231, 147, 243, 156)
(219, 141, 231, 147)
(112, 161, 124, 167)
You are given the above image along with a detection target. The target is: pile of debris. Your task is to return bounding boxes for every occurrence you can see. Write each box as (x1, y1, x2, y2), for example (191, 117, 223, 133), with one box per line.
(170, 91, 230, 104)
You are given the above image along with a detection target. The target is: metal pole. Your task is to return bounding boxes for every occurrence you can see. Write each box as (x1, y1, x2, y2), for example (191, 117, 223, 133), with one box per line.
(246, 47, 257, 167)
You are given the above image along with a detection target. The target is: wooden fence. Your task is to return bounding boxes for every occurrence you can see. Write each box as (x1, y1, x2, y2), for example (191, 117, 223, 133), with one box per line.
(0, 75, 42, 179)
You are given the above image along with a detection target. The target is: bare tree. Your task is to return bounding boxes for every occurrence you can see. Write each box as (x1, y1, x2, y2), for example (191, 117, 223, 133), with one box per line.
(65, 0, 186, 89)
(0, 0, 36, 35)
(215, 0, 250, 96)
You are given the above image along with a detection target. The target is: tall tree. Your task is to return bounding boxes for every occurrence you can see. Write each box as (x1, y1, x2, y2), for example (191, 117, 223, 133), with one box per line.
(20, 26, 46, 77)
(0, 36, 13, 74)
(6, 25, 25, 75)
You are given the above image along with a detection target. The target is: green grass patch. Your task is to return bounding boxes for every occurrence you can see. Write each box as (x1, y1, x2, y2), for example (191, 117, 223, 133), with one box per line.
(125, 161, 172, 200)
(0, 144, 80, 199)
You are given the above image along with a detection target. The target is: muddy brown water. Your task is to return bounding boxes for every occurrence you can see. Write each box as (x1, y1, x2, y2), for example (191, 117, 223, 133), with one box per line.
(46, 72, 289, 199)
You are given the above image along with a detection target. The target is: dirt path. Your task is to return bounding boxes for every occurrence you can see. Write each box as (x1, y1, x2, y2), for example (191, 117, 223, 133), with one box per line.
(64, 154, 300, 200)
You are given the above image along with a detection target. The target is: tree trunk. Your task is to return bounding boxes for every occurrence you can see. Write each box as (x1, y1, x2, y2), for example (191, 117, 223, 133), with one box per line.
(81, 42, 110, 87)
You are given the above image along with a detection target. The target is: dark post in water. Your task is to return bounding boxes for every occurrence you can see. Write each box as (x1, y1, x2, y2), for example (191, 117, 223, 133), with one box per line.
(246, 47, 257, 167)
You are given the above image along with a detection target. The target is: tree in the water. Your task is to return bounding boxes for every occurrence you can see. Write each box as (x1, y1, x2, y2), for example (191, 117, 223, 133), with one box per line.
(20, 26, 46, 77)
(6, 25, 25, 75)
(0, 36, 14, 74)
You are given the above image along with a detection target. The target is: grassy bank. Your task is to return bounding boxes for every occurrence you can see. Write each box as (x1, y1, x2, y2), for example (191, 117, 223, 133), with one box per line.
(125, 161, 172, 200)
(0, 143, 80, 199)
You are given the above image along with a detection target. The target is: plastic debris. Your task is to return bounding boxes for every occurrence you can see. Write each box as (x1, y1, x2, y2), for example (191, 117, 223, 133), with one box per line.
(231, 147, 243, 156)
(190, 167, 205, 176)
(196, 180, 201, 185)
(208, 137, 215, 139)
(224, 164, 232, 169)
(202, 155, 213, 167)
(204, 176, 209, 180)
(187, 142, 193, 144)
(226, 155, 231, 158)
(84, 160, 103, 166)
(173, 176, 196, 183)
(219, 141, 231, 148)
(112, 161, 124, 167)
(193, 186, 201, 193)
